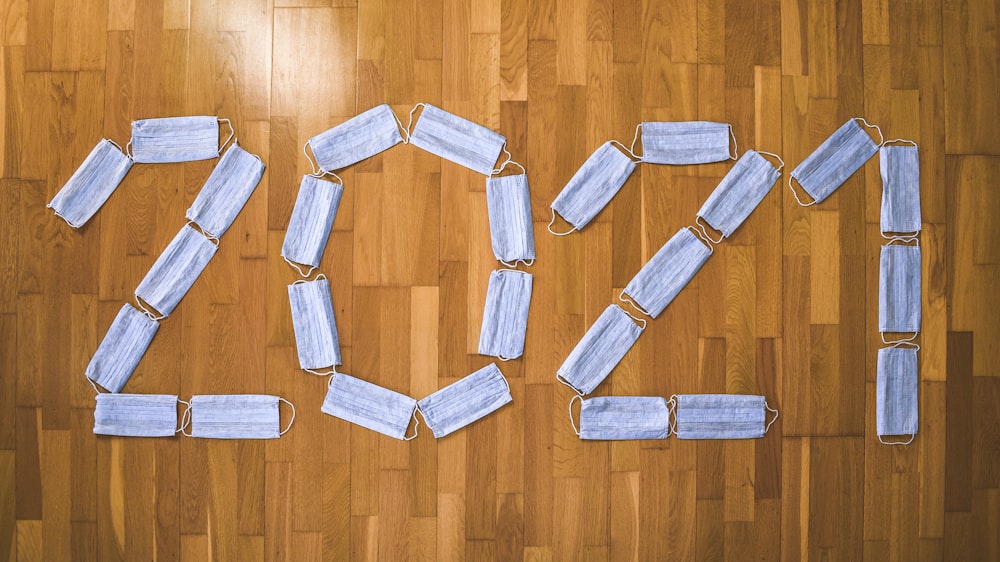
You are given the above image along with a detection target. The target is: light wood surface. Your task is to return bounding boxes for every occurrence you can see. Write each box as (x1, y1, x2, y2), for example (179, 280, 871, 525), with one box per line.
(3, 0, 999, 560)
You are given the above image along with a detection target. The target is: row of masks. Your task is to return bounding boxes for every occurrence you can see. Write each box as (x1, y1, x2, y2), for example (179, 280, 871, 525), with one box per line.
(283, 104, 532, 438)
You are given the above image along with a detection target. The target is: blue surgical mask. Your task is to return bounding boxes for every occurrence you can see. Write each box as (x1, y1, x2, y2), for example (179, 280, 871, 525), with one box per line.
(696, 150, 783, 242)
(478, 269, 533, 360)
(620, 227, 712, 319)
(556, 304, 645, 396)
(672, 394, 778, 440)
(876, 343, 919, 445)
(93, 394, 182, 437)
(129, 116, 233, 163)
(305, 104, 405, 173)
(417, 363, 512, 438)
(486, 172, 536, 267)
(185, 143, 265, 238)
(48, 138, 133, 228)
(287, 275, 342, 373)
(789, 117, 882, 206)
(548, 142, 637, 234)
(281, 175, 344, 277)
(408, 103, 507, 176)
(635, 121, 736, 164)
(134, 223, 219, 319)
(322, 373, 418, 440)
(181, 394, 295, 439)
(86, 304, 159, 393)
(879, 141, 921, 239)
(879, 243, 921, 341)
(569, 395, 671, 440)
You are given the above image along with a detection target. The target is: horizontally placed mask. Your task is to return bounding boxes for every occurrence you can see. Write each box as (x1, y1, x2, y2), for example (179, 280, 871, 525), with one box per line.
(281, 175, 344, 277)
(130, 116, 232, 163)
(789, 118, 882, 206)
(48, 139, 133, 228)
(568, 395, 671, 440)
(486, 173, 536, 266)
(696, 150, 783, 242)
(182, 394, 294, 439)
(93, 394, 181, 437)
(672, 394, 778, 439)
(288, 275, 342, 372)
(876, 344, 918, 445)
(548, 142, 637, 234)
(879, 243, 921, 338)
(305, 104, 405, 173)
(417, 363, 513, 438)
(86, 304, 159, 393)
(185, 143, 266, 238)
(408, 103, 506, 176)
(556, 304, 645, 396)
(134, 224, 219, 318)
(478, 269, 533, 360)
(321, 373, 418, 440)
(635, 121, 736, 164)
(879, 141, 921, 238)
(620, 227, 712, 319)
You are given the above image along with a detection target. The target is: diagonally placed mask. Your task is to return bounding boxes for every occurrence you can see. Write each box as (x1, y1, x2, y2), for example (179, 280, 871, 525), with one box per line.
(134, 223, 219, 319)
(696, 150, 783, 242)
(478, 269, 533, 360)
(281, 175, 344, 277)
(182, 394, 295, 439)
(86, 304, 160, 393)
(568, 395, 671, 440)
(620, 227, 712, 319)
(876, 343, 918, 445)
(486, 173, 536, 266)
(635, 121, 736, 165)
(417, 363, 513, 438)
(879, 243, 921, 339)
(93, 394, 182, 437)
(556, 304, 645, 396)
(789, 118, 882, 206)
(322, 373, 418, 440)
(879, 140, 921, 238)
(408, 103, 507, 176)
(305, 104, 405, 173)
(185, 143, 266, 238)
(48, 139, 133, 228)
(548, 142, 637, 234)
(130, 116, 232, 163)
(287, 274, 342, 372)
(672, 394, 778, 439)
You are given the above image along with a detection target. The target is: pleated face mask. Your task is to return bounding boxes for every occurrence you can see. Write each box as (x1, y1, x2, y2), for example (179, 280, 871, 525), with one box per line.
(789, 118, 882, 206)
(322, 373, 418, 440)
(548, 142, 637, 234)
(879, 141, 921, 237)
(182, 394, 294, 439)
(417, 363, 513, 438)
(287, 275, 342, 372)
(48, 139, 133, 228)
(556, 304, 645, 396)
(620, 227, 712, 319)
(876, 344, 919, 445)
(478, 269, 533, 360)
(879, 243, 921, 336)
(636, 121, 736, 165)
(306, 104, 405, 173)
(281, 175, 344, 277)
(569, 395, 671, 440)
(93, 394, 181, 437)
(673, 394, 778, 440)
(486, 173, 536, 266)
(86, 304, 159, 393)
(134, 224, 218, 318)
(130, 116, 231, 163)
(408, 103, 507, 176)
(185, 143, 266, 238)
(696, 150, 783, 241)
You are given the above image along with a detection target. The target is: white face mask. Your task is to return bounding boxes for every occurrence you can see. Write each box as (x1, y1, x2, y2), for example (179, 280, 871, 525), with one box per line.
(556, 304, 645, 396)
(876, 343, 919, 445)
(478, 269, 533, 361)
(287, 274, 342, 372)
(486, 173, 536, 267)
(93, 394, 182, 437)
(134, 223, 219, 319)
(634, 121, 737, 164)
(672, 394, 778, 439)
(86, 304, 159, 393)
(789, 118, 882, 206)
(568, 395, 671, 440)
(548, 142, 637, 234)
(181, 394, 294, 439)
(879, 243, 921, 339)
(305, 104, 405, 173)
(321, 373, 418, 440)
(416, 363, 513, 438)
(407, 103, 507, 176)
(620, 227, 712, 319)
(48, 139, 133, 228)
(696, 150, 783, 242)
(185, 143, 265, 238)
(281, 175, 344, 277)
(879, 141, 921, 239)
(129, 116, 233, 163)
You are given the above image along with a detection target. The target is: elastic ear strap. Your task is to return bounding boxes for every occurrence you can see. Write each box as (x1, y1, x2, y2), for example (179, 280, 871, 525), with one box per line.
(134, 296, 166, 322)
(291, 271, 325, 286)
(186, 220, 220, 246)
(303, 141, 320, 176)
(687, 224, 716, 254)
(728, 124, 739, 160)
(667, 395, 678, 436)
(106, 138, 127, 155)
(547, 208, 576, 236)
(390, 107, 410, 144)
(179, 401, 193, 436)
(889, 339, 921, 351)
(788, 175, 818, 207)
(884, 233, 920, 246)
(278, 397, 296, 435)
(694, 216, 724, 245)
(616, 297, 649, 328)
(497, 369, 511, 394)
(764, 402, 779, 434)
(125, 139, 133, 159)
(854, 117, 885, 146)
(305, 367, 337, 376)
(881, 331, 919, 346)
(882, 138, 917, 147)
(555, 373, 584, 396)
(404, 405, 420, 440)
(568, 394, 582, 436)
(878, 433, 915, 445)
(491, 147, 514, 176)
(86, 376, 101, 396)
(609, 139, 641, 163)
(499, 258, 535, 268)
(630, 123, 643, 161)
(219, 118, 236, 152)
(283, 256, 317, 279)
(756, 150, 785, 172)
(406, 103, 425, 139)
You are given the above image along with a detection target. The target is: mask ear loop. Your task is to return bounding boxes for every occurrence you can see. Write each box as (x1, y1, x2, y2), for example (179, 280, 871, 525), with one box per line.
(283, 256, 318, 279)
(176, 399, 191, 434)
(499, 258, 535, 268)
(106, 138, 129, 158)
(881, 331, 918, 346)
(618, 290, 652, 321)
(764, 402, 779, 434)
(390, 107, 411, 144)
(616, 302, 648, 330)
(86, 376, 102, 396)
(890, 340, 921, 351)
(884, 233, 920, 246)
(568, 394, 582, 436)
(878, 433, 916, 445)
(728, 124, 739, 160)
(134, 296, 166, 322)
(125, 139, 134, 160)
(303, 141, 321, 177)
(491, 147, 526, 176)
(218, 118, 236, 153)
(406, 103, 426, 140)
(756, 150, 785, 172)
(687, 225, 716, 254)
(694, 216, 725, 246)
(278, 397, 296, 435)
(788, 176, 818, 207)
(555, 373, 584, 396)
(629, 123, 643, 162)
(187, 220, 220, 246)
(403, 404, 420, 440)
(854, 117, 885, 147)
(882, 138, 917, 147)
(667, 394, 678, 437)
(609, 139, 641, 163)
(306, 365, 338, 376)
(547, 208, 576, 236)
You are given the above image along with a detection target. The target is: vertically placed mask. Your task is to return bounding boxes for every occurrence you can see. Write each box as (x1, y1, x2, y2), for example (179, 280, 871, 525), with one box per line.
(569, 395, 671, 440)
(47, 139, 133, 228)
(879, 243, 921, 337)
(93, 394, 181, 437)
(696, 150, 783, 242)
(86, 304, 159, 393)
(789, 118, 882, 206)
(879, 141, 921, 237)
(636, 121, 736, 164)
(408, 103, 507, 176)
(486, 173, 536, 266)
(417, 363, 513, 438)
(322, 373, 418, 440)
(130, 116, 231, 163)
(548, 142, 637, 234)
(185, 143, 266, 238)
(287, 275, 342, 372)
(281, 175, 344, 277)
(306, 104, 405, 173)
(673, 394, 778, 439)
(876, 344, 918, 445)
(620, 227, 712, 319)
(556, 304, 645, 396)
(134, 224, 219, 318)
(182, 394, 294, 439)
(478, 269, 533, 360)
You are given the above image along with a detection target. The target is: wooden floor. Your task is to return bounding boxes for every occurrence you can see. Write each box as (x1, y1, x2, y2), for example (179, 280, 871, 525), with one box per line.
(2, 0, 1000, 560)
